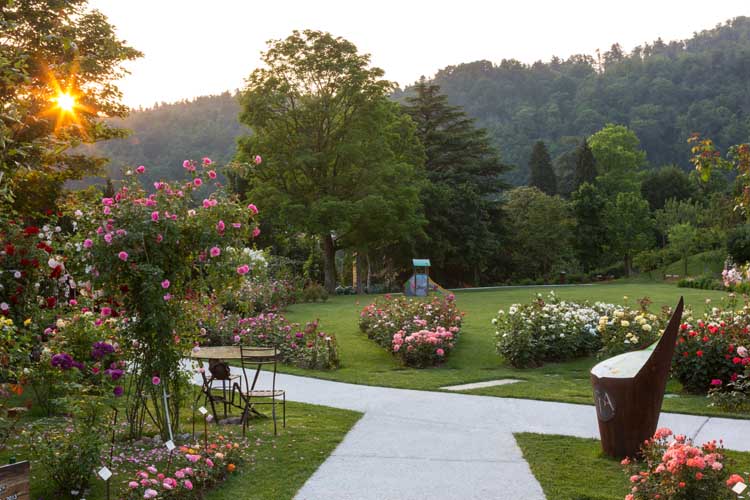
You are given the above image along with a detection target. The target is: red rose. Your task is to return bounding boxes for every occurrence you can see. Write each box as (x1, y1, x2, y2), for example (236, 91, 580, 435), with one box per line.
(45, 297, 57, 309)
(4, 244, 15, 255)
(23, 226, 39, 236)
(696, 350, 703, 357)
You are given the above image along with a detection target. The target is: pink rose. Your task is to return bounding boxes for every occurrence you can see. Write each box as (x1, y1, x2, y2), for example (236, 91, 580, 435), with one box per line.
(183, 479, 193, 490)
(118, 251, 128, 261)
(161, 279, 170, 289)
(247, 203, 258, 214)
(254, 155, 262, 165)
(208, 170, 217, 179)
(152, 376, 160, 385)
(151, 211, 159, 221)
(163, 293, 172, 301)
(136, 165, 145, 174)
(209, 246, 221, 258)
(216, 220, 225, 233)
(252, 227, 261, 238)
(236, 264, 250, 275)
(202, 157, 212, 165)
(193, 178, 202, 187)
(83, 238, 93, 248)
(101, 307, 112, 317)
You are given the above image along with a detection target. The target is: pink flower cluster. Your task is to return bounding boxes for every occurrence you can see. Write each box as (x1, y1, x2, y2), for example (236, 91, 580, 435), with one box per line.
(622, 427, 739, 500)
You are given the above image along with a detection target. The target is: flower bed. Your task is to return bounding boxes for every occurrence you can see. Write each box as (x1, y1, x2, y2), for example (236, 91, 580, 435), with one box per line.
(672, 298, 750, 394)
(621, 427, 740, 500)
(494, 293, 665, 368)
(358, 294, 463, 367)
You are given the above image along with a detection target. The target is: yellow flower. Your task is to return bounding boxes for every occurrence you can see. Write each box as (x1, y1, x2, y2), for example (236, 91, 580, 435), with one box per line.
(620, 320, 630, 327)
(642, 324, 652, 332)
(23, 318, 32, 326)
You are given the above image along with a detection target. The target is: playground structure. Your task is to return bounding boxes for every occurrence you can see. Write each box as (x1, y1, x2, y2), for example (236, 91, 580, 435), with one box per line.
(404, 259, 448, 296)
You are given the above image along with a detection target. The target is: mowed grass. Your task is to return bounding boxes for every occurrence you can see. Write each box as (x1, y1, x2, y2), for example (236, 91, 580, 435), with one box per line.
(515, 433, 750, 500)
(280, 283, 745, 418)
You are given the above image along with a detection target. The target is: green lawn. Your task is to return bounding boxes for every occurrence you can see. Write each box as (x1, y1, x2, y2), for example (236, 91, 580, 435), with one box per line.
(1, 398, 360, 500)
(280, 282, 744, 418)
(515, 433, 750, 500)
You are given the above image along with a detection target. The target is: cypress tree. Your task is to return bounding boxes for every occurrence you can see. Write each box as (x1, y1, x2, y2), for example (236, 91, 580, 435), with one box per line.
(528, 140, 556, 195)
(574, 138, 597, 188)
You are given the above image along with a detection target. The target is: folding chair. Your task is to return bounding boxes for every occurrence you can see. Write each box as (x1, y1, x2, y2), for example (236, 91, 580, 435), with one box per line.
(233, 346, 286, 436)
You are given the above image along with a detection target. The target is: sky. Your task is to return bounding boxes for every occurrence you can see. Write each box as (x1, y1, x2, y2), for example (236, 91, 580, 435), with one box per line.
(90, 0, 750, 109)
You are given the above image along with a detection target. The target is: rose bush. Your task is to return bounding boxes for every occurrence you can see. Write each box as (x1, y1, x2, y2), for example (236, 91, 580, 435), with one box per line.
(621, 427, 738, 500)
(359, 294, 463, 367)
(596, 301, 663, 358)
(672, 297, 750, 394)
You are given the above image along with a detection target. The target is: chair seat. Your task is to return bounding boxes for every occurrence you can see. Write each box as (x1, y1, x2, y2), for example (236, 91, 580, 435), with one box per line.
(208, 374, 240, 382)
(239, 389, 285, 398)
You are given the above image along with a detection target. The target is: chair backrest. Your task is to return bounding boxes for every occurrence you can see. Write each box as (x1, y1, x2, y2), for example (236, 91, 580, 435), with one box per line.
(239, 345, 279, 392)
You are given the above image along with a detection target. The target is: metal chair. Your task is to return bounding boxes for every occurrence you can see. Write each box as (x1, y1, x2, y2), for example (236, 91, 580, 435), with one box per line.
(196, 359, 240, 422)
(233, 346, 286, 436)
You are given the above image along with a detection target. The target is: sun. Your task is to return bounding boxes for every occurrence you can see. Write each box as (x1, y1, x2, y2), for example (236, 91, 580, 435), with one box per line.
(54, 92, 76, 112)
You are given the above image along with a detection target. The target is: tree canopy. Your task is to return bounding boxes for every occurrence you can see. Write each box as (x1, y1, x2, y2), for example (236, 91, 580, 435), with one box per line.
(233, 30, 425, 292)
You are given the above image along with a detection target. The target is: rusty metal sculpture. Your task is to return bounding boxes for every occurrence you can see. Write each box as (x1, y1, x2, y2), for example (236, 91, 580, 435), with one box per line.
(590, 297, 684, 458)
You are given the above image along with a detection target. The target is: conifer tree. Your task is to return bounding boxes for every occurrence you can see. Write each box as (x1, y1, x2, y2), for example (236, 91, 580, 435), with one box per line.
(574, 139, 598, 188)
(528, 141, 556, 195)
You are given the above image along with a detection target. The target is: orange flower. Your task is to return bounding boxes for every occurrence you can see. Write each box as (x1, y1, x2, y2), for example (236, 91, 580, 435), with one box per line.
(227, 463, 236, 472)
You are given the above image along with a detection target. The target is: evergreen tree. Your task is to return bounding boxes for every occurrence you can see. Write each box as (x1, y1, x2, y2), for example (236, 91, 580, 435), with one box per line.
(528, 141, 556, 195)
(574, 139, 597, 189)
(402, 77, 511, 286)
(571, 182, 607, 272)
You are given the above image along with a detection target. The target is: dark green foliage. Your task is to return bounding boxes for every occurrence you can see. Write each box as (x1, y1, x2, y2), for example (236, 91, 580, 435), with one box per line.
(727, 224, 750, 264)
(421, 17, 750, 184)
(574, 139, 597, 189)
(604, 192, 654, 276)
(528, 141, 556, 195)
(85, 92, 246, 184)
(571, 183, 607, 272)
(402, 78, 510, 286)
(641, 165, 695, 210)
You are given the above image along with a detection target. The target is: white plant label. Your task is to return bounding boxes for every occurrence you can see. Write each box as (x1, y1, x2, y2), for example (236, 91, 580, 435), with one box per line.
(165, 439, 176, 451)
(733, 482, 747, 494)
(198, 406, 208, 415)
(98, 466, 112, 481)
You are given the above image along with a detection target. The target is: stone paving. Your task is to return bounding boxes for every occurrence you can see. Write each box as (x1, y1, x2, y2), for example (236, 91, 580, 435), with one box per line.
(191, 368, 750, 500)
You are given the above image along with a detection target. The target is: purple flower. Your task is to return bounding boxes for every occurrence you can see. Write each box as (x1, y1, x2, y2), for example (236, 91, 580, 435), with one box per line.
(113, 385, 124, 397)
(91, 341, 115, 360)
(50, 353, 74, 370)
(105, 368, 124, 381)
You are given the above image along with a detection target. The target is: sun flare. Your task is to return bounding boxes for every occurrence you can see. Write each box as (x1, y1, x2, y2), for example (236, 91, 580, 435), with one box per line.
(55, 92, 76, 112)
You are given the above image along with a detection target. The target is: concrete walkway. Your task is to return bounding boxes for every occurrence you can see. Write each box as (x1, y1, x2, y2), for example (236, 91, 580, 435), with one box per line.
(191, 368, 750, 500)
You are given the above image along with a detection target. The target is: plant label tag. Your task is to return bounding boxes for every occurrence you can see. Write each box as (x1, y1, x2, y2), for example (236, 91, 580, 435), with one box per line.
(733, 482, 747, 494)
(165, 440, 175, 451)
(98, 467, 112, 481)
(199, 406, 208, 415)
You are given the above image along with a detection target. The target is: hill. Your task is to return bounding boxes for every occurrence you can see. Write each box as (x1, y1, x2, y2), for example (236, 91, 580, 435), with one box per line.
(91, 17, 750, 185)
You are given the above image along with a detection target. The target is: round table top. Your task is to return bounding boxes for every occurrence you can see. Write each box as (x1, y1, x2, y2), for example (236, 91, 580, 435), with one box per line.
(188, 345, 277, 360)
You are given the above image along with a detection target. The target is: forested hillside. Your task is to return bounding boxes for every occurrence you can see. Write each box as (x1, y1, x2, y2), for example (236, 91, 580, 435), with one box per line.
(84, 92, 245, 184)
(93, 17, 750, 184)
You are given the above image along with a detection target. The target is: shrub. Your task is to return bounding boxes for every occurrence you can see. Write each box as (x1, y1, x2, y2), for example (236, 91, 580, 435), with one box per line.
(672, 298, 750, 394)
(124, 434, 245, 499)
(359, 294, 463, 367)
(727, 224, 750, 264)
(596, 306, 663, 358)
(621, 427, 736, 500)
(493, 292, 606, 368)
(302, 282, 328, 302)
(236, 313, 339, 370)
(221, 277, 299, 315)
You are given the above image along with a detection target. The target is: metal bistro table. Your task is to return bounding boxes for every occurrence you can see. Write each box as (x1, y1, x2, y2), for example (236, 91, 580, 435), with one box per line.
(189, 346, 278, 425)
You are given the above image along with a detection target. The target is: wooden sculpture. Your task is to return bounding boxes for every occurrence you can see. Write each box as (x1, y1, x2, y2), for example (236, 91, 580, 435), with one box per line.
(590, 297, 684, 458)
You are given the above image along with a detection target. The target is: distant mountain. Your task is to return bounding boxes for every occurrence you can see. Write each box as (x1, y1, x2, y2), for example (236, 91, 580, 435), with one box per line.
(91, 17, 750, 185)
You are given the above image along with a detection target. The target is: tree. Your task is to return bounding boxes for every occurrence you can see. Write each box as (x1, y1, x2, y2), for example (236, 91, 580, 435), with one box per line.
(235, 30, 425, 292)
(653, 199, 700, 247)
(667, 223, 699, 276)
(589, 124, 647, 196)
(402, 78, 510, 286)
(0, 0, 142, 215)
(504, 187, 574, 279)
(571, 182, 607, 272)
(604, 192, 654, 276)
(641, 165, 695, 210)
(574, 139, 597, 189)
(528, 141, 556, 195)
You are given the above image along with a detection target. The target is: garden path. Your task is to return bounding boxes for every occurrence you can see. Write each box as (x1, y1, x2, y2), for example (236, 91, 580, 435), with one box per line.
(190, 369, 750, 500)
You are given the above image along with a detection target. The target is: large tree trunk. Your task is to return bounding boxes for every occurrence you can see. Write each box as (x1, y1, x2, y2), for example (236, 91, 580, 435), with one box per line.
(322, 233, 336, 293)
(355, 251, 365, 294)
